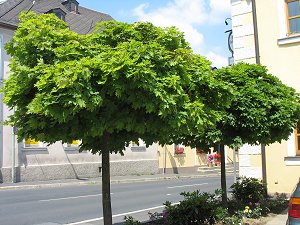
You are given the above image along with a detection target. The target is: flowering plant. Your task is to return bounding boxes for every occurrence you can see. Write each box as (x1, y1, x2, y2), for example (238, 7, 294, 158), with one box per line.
(214, 152, 221, 165)
(214, 153, 221, 161)
(243, 206, 262, 218)
(207, 154, 214, 164)
(175, 146, 184, 154)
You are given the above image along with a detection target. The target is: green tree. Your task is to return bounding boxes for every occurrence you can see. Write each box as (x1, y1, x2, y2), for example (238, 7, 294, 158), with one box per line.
(2, 12, 232, 225)
(198, 63, 300, 205)
(217, 63, 300, 147)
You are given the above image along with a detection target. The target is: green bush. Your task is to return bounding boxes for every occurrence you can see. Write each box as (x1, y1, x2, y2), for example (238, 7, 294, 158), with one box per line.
(243, 205, 262, 218)
(164, 190, 222, 225)
(230, 177, 267, 205)
(230, 177, 288, 217)
(227, 198, 244, 215)
(214, 207, 243, 225)
(266, 192, 289, 214)
(124, 216, 142, 225)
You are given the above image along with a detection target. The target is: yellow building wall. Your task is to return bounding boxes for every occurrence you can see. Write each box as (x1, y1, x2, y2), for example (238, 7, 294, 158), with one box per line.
(256, 0, 300, 194)
(158, 145, 207, 172)
(226, 147, 239, 164)
(158, 144, 235, 173)
(231, 0, 300, 194)
(256, 0, 300, 92)
(265, 142, 299, 194)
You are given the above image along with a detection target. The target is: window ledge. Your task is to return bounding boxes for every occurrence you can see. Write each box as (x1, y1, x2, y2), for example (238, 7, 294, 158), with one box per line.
(21, 147, 48, 153)
(278, 35, 300, 45)
(131, 146, 146, 152)
(64, 147, 80, 152)
(284, 156, 300, 166)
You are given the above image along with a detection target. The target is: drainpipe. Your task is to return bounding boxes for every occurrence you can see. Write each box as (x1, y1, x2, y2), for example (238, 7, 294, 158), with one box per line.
(252, 0, 260, 64)
(163, 145, 167, 174)
(11, 122, 15, 183)
(251, 0, 267, 189)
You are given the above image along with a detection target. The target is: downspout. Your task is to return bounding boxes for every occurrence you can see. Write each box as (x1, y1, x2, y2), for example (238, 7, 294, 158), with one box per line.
(251, 0, 267, 190)
(252, 0, 260, 64)
(163, 145, 167, 174)
(12, 118, 15, 183)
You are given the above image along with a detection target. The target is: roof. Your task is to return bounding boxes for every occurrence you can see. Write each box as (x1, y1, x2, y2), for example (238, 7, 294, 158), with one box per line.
(0, 0, 114, 34)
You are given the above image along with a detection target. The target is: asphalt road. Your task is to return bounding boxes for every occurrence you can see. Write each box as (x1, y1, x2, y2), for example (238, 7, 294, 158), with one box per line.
(0, 175, 234, 225)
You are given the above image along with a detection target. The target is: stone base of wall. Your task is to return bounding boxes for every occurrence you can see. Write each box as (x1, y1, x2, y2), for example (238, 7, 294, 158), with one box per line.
(0, 160, 159, 183)
(110, 160, 159, 176)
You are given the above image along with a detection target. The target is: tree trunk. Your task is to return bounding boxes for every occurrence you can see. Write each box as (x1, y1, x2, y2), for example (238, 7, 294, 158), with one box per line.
(102, 148, 112, 225)
(219, 144, 228, 207)
(261, 143, 268, 196)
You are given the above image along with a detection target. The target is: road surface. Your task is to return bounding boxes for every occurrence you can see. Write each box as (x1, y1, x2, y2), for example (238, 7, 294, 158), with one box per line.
(0, 175, 234, 225)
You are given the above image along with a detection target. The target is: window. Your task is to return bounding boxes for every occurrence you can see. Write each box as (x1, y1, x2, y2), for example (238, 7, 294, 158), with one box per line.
(64, 140, 81, 151)
(25, 138, 39, 147)
(67, 140, 79, 147)
(24, 137, 45, 148)
(295, 127, 300, 156)
(130, 139, 146, 151)
(63, 0, 79, 14)
(286, 0, 300, 35)
(47, 9, 66, 21)
(70, 2, 78, 12)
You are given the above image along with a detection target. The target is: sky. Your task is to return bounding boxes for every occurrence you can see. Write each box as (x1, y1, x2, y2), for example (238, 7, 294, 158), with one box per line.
(78, 0, 232, 68)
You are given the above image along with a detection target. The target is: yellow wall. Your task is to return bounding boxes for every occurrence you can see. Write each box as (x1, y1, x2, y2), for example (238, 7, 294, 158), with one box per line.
(256, 0, 300, 193)
(231, 0, 300, 194)
(158, 145, 235, 172)
(256, 0, 300, 91)
(265, 142, 300, 194)
(226, 147, 239, 164)
(158, 145, 207, 171)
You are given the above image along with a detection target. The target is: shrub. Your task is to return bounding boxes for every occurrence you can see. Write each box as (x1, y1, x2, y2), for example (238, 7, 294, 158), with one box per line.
(266, 192, 289, 214)
(243, 205, 262, 219)
(214, 207, 243, 225)
(230, 177, 267, 205)
(164, 189, 222, 225)
(124, 216, 142, 225)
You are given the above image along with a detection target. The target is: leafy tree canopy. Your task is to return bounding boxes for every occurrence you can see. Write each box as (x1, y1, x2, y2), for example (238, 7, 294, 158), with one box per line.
(198, 63, 300, 148)
(2, 12, 232, 154)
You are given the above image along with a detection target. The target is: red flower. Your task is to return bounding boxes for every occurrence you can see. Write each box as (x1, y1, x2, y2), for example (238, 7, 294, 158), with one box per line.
(175, 146, 184, 154)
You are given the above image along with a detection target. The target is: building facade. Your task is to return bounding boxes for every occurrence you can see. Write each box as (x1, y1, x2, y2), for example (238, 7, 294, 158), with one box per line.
(158, 144, 236, 174)
(231, 0, 300, 193)
(0, 0, 159, 183)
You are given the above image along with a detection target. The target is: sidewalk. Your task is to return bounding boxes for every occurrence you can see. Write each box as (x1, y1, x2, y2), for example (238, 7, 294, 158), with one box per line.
(265, 209, 288, 225)
(0, 172, 214, 191)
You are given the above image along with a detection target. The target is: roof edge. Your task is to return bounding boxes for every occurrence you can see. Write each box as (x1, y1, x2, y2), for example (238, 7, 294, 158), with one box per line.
(0, 20, 17, 30)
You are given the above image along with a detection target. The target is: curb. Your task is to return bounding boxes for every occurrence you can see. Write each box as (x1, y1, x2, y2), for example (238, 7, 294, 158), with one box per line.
(0, 173, 220, 191)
